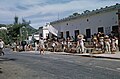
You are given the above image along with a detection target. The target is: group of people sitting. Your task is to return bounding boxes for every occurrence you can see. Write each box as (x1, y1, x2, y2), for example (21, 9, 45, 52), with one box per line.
(92, 32, 118, 53)
(47, 32, 119, 54)
(10, 32, 119, 54)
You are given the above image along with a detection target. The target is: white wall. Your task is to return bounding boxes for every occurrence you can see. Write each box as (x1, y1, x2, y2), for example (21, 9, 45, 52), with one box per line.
(39, 26, 49, 39)
(43, 28, 49, 39)
(51, 10, 118, 38)
(34, 34, 39, 40)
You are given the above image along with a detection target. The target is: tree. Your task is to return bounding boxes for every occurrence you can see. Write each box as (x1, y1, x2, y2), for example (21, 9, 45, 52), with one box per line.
(0, 29, 8, 44)
(7, 23, 22, 41)
(68, 12, 80, 18)
(14, 16, 18, 24)
(0, 24, 6, 27)
(0, 16, 37, 44)
(73, 12, 80, 16)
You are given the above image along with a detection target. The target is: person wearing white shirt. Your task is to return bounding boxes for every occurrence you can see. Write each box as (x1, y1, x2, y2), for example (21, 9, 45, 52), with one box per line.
(39, 37, 45, 54)
(76, 34, 85, 53)
(0, 39, 4, 56)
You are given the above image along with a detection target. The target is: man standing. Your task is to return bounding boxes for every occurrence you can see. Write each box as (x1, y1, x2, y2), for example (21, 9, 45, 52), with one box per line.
(0, 38, 5, 56)
(76, 34, 85, 53)
(21, 41, 27, 51)
(39, 37, 45, 54)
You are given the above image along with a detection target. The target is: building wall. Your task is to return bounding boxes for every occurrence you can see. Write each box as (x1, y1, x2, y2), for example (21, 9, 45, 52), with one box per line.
(43, 27, 49, 39)
(51, 10, 118, 39)
(39, 26, 49, 39)
(33, 34, 39, 40)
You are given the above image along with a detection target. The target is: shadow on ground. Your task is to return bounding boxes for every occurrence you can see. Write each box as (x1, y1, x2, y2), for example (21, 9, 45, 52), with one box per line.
(0, 67, 3, 74)
(0, 57, 17, 74)
(0, 57, 17, 62)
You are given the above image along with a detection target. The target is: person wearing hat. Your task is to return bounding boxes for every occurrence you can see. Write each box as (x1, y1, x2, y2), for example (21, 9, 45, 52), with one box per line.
(92, 36, 99, 49)
(99, 36, 104, 52)
(111, 37, 117, 52)
(76, 34, 85, 53)
(114, 36, 119, 51)
(0, 38, 5, 56)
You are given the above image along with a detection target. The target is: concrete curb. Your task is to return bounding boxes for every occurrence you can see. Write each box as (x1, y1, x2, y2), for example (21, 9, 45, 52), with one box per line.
(19, 51, 120, 60)
(54, 52, 120, 60)
(89, 55, 120, 60)
(74, 54, 120, 60)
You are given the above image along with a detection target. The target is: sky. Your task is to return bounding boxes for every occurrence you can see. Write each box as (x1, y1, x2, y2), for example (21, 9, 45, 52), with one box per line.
(0, 0, 120, 29)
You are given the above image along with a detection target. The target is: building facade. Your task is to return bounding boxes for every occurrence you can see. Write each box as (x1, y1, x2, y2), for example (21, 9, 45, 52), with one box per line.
(39, 26, 49, 39)
(50, 3, 120, 41)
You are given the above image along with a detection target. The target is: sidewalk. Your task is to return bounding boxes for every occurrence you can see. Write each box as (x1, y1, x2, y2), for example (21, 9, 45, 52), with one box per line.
(49, 51, 120, 60)
(20, 50, 120, 60)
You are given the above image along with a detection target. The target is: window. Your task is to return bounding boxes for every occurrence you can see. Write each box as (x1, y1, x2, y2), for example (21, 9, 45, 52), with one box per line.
(86, 29, 91, 38)
(112, 26, 118, 37)
(66, 31, 69, 38)
(98, 27, 104, 33)
(74, 30, 79, 41)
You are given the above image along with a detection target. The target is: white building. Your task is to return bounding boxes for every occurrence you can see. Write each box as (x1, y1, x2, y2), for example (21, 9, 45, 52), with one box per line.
(39, 25, 49, 39)
(28, 35, 32, 41)
(33, 34, 39, 40)
(28, 25, 49, 43)
(50, 3, 120, 41)
(0, 27, 7, 30)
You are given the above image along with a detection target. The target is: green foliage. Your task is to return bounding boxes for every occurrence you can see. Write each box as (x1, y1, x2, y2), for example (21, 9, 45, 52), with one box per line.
(0, 29, 9, 44)
(7, 24, 22, 41)
(26, 26, 37, 35)
(0, 17, 37, 44)
(0, 24, 6, 27)
(69, 12, 80, 18)
(73, 12, 80, 16)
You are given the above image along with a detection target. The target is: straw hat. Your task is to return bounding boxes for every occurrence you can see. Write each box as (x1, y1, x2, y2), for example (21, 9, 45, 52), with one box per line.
(99, 37, 104, 39)
(104, 35, 109, 38)
(77, 34, 84, 39)
(93, 37, 98, 41)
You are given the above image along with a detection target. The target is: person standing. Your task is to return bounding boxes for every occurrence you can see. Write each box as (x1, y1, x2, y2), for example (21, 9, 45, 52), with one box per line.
(52, 40, 57, 52)
(76, 34, 85, 53)
(35, 41, 39, 51)
(12, 41, 17, 51)
(0, 38, 5, 56)
(99, 37, 104, 52)
(39, 37, 45, 54)
(104, 35, 111, 53)
(21, 41, 27, 51)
